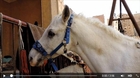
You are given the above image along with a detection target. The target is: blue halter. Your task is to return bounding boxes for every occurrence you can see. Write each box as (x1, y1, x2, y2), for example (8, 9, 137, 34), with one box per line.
(32, 14, 74, 71)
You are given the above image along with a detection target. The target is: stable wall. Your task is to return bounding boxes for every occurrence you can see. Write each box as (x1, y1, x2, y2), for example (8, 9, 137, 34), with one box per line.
(0, 0, 64, 56)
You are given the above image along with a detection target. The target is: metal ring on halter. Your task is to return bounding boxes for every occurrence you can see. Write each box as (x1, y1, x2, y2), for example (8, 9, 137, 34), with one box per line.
(136, 42, 140, 49)
(62, 40, 67, 44)
(67, 26, 71, 28)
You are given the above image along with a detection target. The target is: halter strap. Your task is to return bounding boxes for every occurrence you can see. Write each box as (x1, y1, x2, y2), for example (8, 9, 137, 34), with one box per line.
(49, 59, 58, 71)
(32, 14, 74, 56)
(50, 42, 64, 56)
(64, 14, 73, 44)
(32, 41, 47, 56)
(32, 14, 73, 72)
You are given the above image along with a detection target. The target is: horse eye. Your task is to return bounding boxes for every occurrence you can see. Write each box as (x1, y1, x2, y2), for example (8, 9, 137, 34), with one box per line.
(48, 30, 55, 38)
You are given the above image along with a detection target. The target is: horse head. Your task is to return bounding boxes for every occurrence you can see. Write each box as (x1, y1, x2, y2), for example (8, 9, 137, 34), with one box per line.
(29, 5, 75, 67)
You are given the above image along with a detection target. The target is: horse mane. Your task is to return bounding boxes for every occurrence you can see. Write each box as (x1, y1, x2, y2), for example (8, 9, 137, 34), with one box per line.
(73, 13, 139, 43)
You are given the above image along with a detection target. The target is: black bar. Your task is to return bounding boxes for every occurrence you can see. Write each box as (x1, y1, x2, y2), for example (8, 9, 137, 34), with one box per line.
(108, 0, 117, 25)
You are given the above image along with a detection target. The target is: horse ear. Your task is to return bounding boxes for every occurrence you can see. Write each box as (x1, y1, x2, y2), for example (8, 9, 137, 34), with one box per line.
(62, 5, 71, 23)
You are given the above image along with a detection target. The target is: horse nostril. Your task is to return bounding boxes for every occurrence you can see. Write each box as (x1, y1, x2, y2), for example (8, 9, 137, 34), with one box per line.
(29, 57, 33, 61)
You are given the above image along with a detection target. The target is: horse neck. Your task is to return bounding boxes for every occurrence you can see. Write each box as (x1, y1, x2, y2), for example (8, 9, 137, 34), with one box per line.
(69, 16, 136, 72)
(70, 17, 122, 53)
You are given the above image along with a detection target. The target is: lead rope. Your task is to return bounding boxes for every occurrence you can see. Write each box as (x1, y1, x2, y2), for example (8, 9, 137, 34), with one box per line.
(18, 20, 30, 78)
(19, 20, 24, 49)
(18, 20, 23, 77)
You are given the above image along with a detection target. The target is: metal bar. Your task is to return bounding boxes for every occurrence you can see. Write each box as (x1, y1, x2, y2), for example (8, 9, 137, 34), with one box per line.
(120, 0, 122, 18)
(3, 14, 27, 27)
(108, 0, 117, 25)
(11, 23, 16, 78)
(121, 0, 140, 36)
(113, 17, 130, 21)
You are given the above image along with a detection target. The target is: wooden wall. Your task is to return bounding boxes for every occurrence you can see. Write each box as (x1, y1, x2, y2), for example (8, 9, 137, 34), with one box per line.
(41, 0, 64, 28)
(0, 0, 64, 56)
(0, 0, 42, 25)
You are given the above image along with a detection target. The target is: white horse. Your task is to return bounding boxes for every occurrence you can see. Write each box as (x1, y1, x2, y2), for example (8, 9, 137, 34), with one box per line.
(29, 5, 140, 73)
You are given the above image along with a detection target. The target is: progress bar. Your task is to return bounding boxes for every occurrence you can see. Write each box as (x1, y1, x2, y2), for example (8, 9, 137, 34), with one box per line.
(2, 73, 140, 78)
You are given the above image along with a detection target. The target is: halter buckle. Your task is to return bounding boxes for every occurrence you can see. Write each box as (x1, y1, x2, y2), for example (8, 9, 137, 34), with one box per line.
(136, 42, 140, 49)
(63, 40, 67, 44)
(46, 54, 52, 59)
(63, 40, 67, 53)
(67, 26, 71, 28)
(63, 47, 67, 53)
